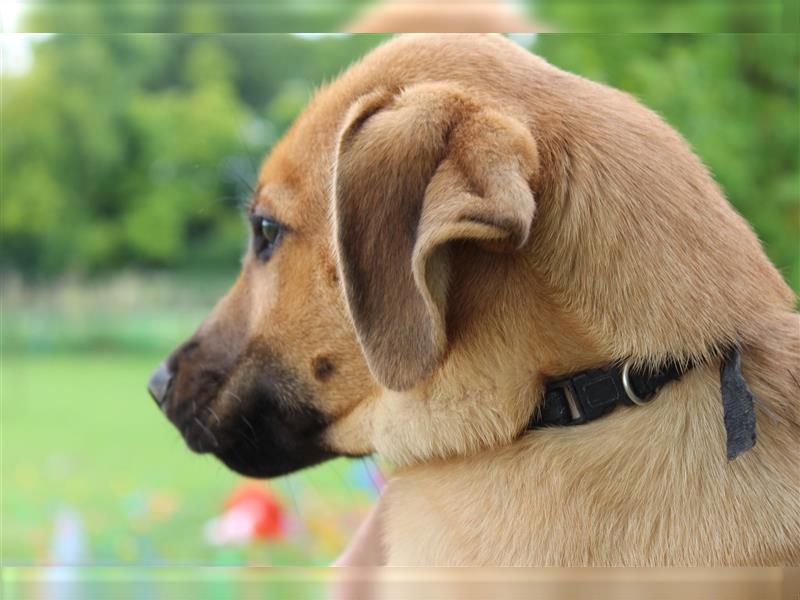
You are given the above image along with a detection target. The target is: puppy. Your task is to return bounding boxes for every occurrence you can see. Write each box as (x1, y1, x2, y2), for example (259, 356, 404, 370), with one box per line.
(148, 34, 800, 565)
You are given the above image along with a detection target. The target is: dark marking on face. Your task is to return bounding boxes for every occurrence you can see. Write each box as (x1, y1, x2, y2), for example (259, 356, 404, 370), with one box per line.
(324, 260, 339, 286)
(312, 355, 336, 382)
(157, 340, 336, 478)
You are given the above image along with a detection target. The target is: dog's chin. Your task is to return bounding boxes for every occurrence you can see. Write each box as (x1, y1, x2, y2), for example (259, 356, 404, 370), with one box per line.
(214, 437, 337, 478)
(177, 415, 339, 478)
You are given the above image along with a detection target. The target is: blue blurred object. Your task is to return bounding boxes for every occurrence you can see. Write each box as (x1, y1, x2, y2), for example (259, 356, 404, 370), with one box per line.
(49, 506, 88, 565)
(349, 460, 384, 498)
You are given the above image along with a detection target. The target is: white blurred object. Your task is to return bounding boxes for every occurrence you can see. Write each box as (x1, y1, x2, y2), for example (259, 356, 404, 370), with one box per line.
(204, 504, 260, 546)
(45, 506, 88, 600)
(48, 506, 88, 565)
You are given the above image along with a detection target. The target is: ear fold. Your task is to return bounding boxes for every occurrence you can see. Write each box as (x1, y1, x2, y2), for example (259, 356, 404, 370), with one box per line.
(333, 82, 539, 391)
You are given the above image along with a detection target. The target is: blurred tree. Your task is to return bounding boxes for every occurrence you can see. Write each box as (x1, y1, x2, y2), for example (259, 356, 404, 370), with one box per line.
(532, 0, 785, 32)
(21, 0, 371, 33)
(1, 34, 381, 276)
(1, 30, 797, 292)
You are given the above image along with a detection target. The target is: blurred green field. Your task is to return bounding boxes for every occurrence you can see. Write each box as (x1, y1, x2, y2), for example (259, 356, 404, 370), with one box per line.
(2, 275, 384, 566)
(2, 350, 382, 566)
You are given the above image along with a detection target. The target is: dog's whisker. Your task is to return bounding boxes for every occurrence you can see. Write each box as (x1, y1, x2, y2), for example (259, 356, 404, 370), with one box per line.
(230, 165, 256, 195)
(236, 423, 259, 450)
(240, 415, 259, 443)
(329, 460, 356, 494)
(215, 195, 247, 206)
(302, 468, 327, 502)
(206, 407, 222, 426)
(191, 400, 197, 417)
(224, 390, 244, 405)
(193, 416, 219, 448)
(283, 475, 304, 526)
(236, 120, 262, 180)
(238, 430, 259, 450)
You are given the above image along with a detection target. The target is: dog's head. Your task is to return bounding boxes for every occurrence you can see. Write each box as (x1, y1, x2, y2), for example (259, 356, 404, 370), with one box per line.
(148, 35, 794, 477)
(147, 40, 553, 476)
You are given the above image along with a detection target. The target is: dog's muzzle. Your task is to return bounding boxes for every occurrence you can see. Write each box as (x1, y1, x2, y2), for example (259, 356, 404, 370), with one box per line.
(145, 346, 342, 477)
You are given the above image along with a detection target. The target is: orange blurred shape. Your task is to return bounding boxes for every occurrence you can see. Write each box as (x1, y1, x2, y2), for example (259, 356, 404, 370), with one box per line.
(224, 483, 285, 540)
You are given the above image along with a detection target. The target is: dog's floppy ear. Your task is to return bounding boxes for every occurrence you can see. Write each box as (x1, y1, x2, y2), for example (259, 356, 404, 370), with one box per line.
(334, 82, 538, 391)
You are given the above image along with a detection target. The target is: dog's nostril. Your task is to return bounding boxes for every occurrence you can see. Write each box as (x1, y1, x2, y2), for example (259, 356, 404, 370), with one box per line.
(147, 362, 173, 408)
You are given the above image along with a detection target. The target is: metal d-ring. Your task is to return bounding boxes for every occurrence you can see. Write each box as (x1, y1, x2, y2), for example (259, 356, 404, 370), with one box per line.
(621, 360, 649, 406)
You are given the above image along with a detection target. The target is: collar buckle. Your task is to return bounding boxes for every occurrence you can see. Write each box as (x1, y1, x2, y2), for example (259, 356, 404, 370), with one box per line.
(545, 379, 585, 424)
(538, 367, 625, 427)
(621, 360, 651, 406)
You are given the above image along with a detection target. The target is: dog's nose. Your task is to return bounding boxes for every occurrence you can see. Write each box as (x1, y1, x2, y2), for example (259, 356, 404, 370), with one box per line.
(147, 362, 173, 408)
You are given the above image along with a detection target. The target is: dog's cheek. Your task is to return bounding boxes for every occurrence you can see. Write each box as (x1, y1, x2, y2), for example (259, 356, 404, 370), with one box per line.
(368, 388, 435, 467)
(322, 401, 377, 457)
(319, 365, 385, 456)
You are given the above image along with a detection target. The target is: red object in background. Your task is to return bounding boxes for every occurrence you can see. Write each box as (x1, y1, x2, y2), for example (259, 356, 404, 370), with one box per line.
(224, 483, 285, 540)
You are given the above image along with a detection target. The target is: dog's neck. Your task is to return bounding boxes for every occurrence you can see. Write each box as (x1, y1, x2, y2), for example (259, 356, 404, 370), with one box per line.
(382, 341, 800, 564)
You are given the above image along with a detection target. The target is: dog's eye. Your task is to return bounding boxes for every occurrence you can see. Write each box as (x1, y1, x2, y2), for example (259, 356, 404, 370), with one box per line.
(260, 218, 280, 244)
(252, 216, 283, 261)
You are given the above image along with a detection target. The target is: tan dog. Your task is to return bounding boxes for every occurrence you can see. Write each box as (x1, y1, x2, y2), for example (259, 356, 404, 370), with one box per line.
(148, 34, 800, 565)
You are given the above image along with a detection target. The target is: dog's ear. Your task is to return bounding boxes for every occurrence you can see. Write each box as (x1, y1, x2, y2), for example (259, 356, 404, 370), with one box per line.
(333, 82, 539, 391)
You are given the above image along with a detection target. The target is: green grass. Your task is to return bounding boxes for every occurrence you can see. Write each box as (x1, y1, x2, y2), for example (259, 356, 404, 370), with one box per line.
(2, 351, 380, 566)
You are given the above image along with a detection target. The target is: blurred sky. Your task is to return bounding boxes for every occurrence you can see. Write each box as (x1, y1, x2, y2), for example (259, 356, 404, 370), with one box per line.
(2, 0, 42, 75)
(1, 0, 24, 30)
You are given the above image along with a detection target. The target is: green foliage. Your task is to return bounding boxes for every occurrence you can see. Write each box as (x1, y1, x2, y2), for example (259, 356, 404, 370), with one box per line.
(532, 0, 785, 32)
(2, 33, 797, 291)
(1, 34, 382, 276)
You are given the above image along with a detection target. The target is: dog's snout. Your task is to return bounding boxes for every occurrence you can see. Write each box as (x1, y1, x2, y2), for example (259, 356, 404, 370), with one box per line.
(147, 362, 173, 408)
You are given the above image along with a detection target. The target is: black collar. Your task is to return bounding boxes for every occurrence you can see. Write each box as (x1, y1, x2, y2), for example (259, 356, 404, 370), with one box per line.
(528, 358, 692, 429)
(527, 348, 757, 461)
